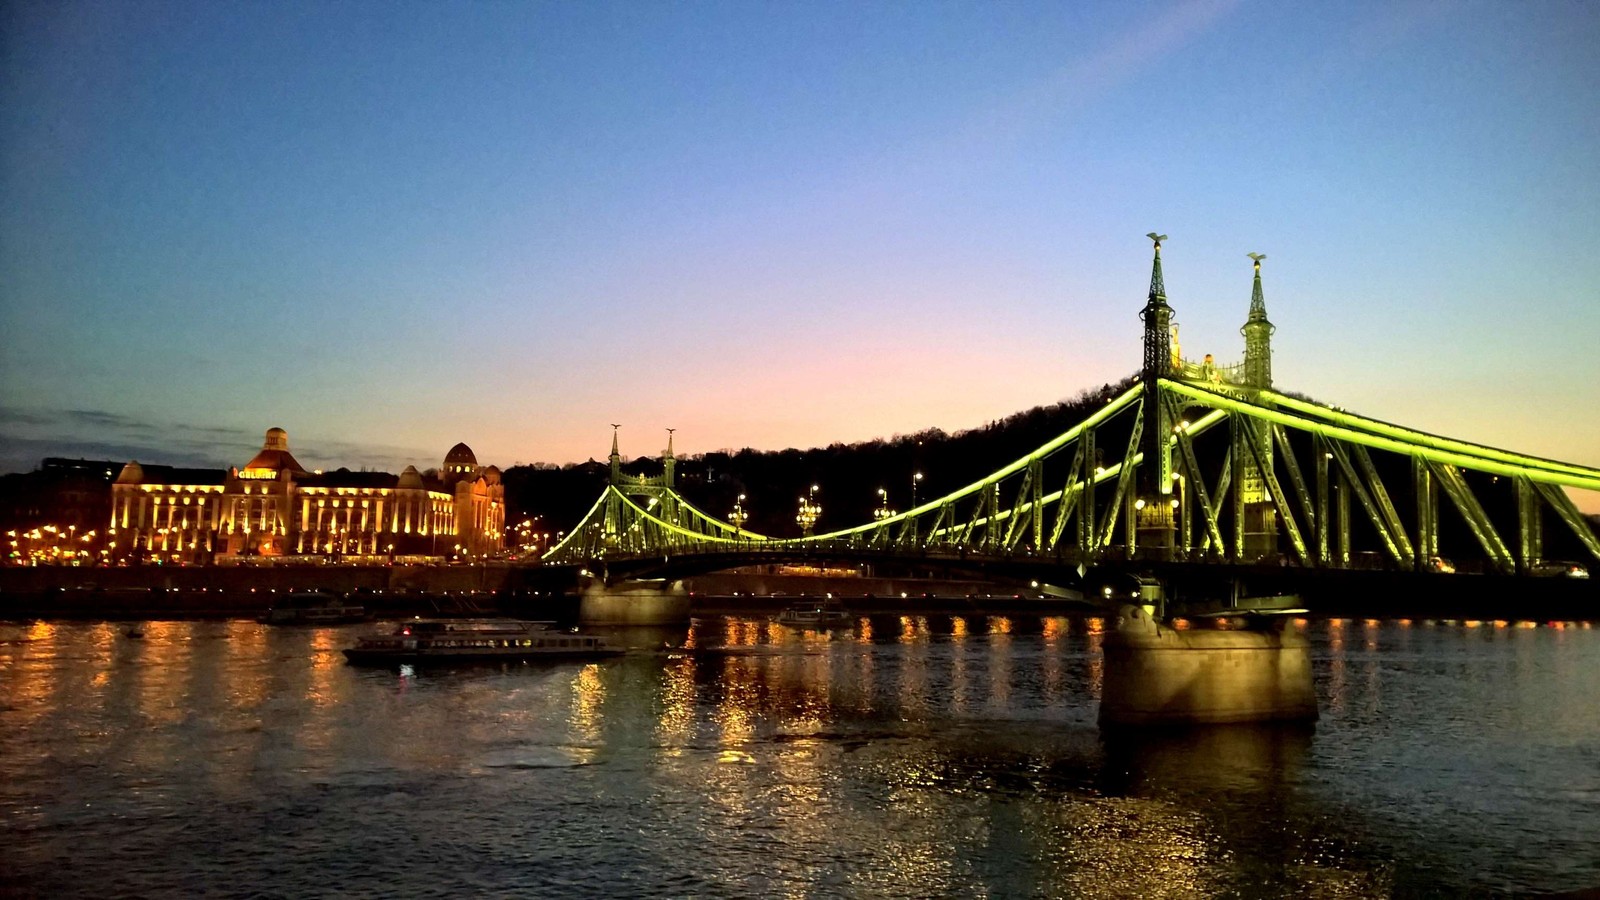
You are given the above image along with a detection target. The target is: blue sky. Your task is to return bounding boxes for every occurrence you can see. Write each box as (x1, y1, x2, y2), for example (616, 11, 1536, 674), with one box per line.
(2, 0, 1597, 507)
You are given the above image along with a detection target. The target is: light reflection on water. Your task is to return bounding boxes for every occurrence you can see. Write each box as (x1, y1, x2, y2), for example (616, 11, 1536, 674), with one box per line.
(0, 615, 1597, 897)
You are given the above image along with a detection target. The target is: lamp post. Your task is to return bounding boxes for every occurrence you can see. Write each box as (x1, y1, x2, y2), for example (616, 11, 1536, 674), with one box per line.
(873, 488, 894, 522)
(514, 517, 545, 556)
(728, 494, 748, 537)
(796, 485, 821, 537)
(911, 471, 923, 509)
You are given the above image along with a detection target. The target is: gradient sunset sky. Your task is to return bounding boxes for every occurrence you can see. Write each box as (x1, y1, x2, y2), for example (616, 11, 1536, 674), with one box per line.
(3, 1, 1597, 509)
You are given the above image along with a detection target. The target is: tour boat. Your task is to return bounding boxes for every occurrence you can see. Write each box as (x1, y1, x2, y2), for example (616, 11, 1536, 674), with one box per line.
(259, 591, 368, 625)
(775, 600, 852, 629)
(342, 618, 622, 665)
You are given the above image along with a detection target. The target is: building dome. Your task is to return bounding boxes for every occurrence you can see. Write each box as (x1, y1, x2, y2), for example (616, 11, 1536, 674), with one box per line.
(397, 465, 426, 490)
(444, 442, 477, 469)
(115, 461, 145, 485)
(242, 427, 306, 477)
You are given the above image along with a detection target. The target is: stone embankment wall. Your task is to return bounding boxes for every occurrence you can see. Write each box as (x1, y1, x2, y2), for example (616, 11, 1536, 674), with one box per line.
(0, 565, 1070, 620)
(684, 572, 1020, 601)
(0, 564, 518, 619)
(683, 572, 1086, 616)
(1, 564, 513, 594)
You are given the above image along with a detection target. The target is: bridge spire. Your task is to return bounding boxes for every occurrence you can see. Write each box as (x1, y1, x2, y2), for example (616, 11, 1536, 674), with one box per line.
(1237, 253, 1279, 556)
(1136, 233, 1177, 557)
(1139, 233, 1174, 381)
(609, 424, 622, 485)
(663, 428, 676, 488)
(1242, 253, 1274, 389)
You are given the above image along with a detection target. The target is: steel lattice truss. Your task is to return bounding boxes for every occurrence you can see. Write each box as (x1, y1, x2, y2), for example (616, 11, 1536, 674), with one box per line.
(544, 378, 1600, 574)
(543, 479, 769, 564)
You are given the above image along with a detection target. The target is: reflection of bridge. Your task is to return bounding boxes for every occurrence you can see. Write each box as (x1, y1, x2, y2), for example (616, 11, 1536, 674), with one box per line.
(543, 238, 1599, 607)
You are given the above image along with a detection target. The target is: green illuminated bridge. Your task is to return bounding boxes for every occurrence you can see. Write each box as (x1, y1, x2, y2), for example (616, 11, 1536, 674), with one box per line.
(540, 237, 1599, 610)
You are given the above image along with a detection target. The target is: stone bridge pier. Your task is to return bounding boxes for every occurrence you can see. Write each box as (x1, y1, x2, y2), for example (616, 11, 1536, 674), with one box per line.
(578, 577, 692, 625)
(1099, 603, 1317, 726)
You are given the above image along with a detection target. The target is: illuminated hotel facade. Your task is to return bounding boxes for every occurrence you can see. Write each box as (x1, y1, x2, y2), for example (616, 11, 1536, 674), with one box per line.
(109, 428, 505, 563)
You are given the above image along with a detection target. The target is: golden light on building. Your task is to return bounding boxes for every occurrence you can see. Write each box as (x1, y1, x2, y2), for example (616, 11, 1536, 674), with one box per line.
(107, 428, 505, 564)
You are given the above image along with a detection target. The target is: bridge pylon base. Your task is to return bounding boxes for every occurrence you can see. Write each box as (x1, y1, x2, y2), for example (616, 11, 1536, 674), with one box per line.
(1099, 605, 1317, 726)
(579, 578, 691, 625)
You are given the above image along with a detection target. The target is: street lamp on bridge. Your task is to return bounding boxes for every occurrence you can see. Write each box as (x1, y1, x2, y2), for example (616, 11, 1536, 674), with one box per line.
(873, 487, 895, 521)
(911, 471, 923, 509)
(796, 484, 821, 537)
(728, 494, 748, 537)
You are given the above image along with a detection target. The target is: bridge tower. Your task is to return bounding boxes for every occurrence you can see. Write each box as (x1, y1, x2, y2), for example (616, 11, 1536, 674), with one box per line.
(1107, 244, 1314, 725)
(656, 428, 680, 526)
(603, 425, 625, 547)
(1135, 233, 1176, 555)
(1242, 253, 1274, 389)
(1139, 234, 1175, 382)
(1236, 254, 1278, 558)
(608, 424, 622, 485)
(662, 428, 677, 489)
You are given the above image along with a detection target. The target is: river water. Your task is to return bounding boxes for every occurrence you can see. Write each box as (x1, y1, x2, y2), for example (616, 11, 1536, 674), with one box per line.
(1, 614, 1596, 898)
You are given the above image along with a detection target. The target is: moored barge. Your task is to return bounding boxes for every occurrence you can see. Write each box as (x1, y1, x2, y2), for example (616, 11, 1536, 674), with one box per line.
(259, 591, 368, 625)
(342, 618, 622, 665)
